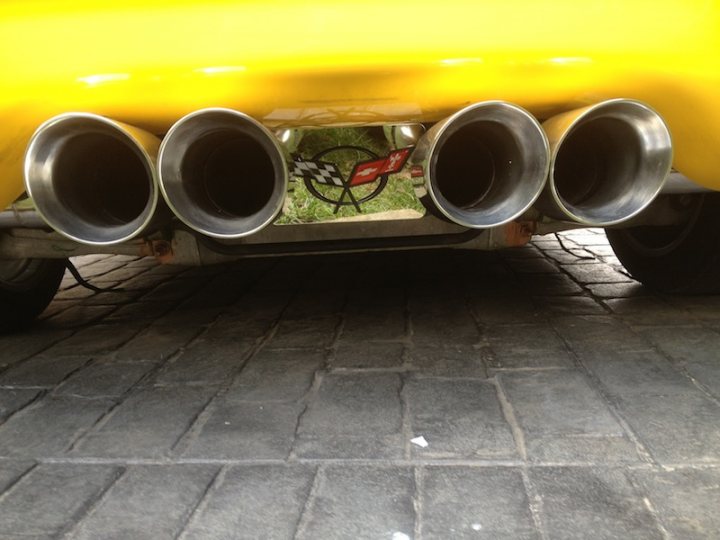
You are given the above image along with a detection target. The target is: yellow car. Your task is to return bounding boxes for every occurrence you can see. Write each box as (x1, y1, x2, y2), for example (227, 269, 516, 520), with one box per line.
(1, 0, 719, 328)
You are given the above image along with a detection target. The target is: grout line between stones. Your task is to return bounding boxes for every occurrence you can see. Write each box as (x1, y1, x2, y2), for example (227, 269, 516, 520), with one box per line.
(174, 464, 226, 540)
(57, 464, 127, 539)
(292, 465, 323, 540)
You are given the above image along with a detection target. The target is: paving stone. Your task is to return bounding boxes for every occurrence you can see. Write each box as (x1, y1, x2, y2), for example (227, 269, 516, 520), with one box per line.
(294, 373, 403, 458)
(0, 461, 35, 494)
(154, 307, 224, 329)
(471, 295, 541, 324)
(344, 287, 405, 312)
(229, 348, 324, 402)
(586, 282, 648, 298)
(561, 263, 631, 284)
(406, 378, 516, 459)
(284, 290, 346, 319)
(183, 465, 315, 540)
(585, 246, 618, 258)
(138, 278, 205, 304)
(74, 386, 216, 458)
(410, 294, 480, 345)
(269, 316, 339, 349)
(38, 299, 77, 320)
(224, 290, 290, 321)
(518, 273, 583, 296)
(78, 259, 130, 278)
(0, 396, 113, 457)
(47, 323, 143, 355)
(552, 315, 652, 361)
(530, 467, 663, 540)
(488, 324, 574, 369)
(637, 325, 720, 397)
(409, 345, 487, 378)
(202, 312, 274, 340)
(500, 371, 639, 462)
(115, 323, 204, 362)
(0, 388, 40, 421)
(71, 465, 218, 540)
(54, 360, 153, 398)
(183, 401, 303, 459)
(0, 329, 71, 367)
(504, 257, 559, 274)
(0, 354, 90, 387)
(46, 304, 119, 328)
(1, 235, 719, 538)
(666, 296, 720, 321)
(53, 285, 104, 302)
(531, 295, 606, 315)
(0, 464, 121, 537)
(339, 309, 407, 342)
(298, 466, 415, 540)
(155, 338, 255, 385)
(465, 275, 527, 297)
(105, 300, 175, 324)
(333, 341, 405, 369)
(421, 467, 538, 539)
(542, 249, 596, 265)
(604, 297, 691, 326)
(583, 350, 700, 398)
(631, 467, 720, 539)
(611, 392, 720, 464)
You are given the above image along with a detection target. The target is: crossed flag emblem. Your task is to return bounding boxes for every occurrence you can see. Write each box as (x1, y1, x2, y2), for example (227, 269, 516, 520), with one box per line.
(291, 147, 413, 212)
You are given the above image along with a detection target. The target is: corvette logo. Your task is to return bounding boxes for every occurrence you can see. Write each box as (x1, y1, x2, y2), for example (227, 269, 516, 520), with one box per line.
(291, 146, 413, 212)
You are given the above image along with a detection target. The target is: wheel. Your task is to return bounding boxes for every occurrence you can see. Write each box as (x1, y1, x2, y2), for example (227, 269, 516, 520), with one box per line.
(0, 258, 66, 332)
(606, 193, 720, 294)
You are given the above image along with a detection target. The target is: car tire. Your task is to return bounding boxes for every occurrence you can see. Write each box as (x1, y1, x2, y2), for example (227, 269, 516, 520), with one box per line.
(606, 193, 720, 294)
(0, 258, 66, 332)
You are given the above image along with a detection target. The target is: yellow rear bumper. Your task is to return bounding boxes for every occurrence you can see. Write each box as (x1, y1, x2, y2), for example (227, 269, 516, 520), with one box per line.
(1, 0, 719, 208)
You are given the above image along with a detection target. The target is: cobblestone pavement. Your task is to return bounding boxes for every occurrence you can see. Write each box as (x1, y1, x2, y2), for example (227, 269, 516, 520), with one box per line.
(1, 228, 719, 539)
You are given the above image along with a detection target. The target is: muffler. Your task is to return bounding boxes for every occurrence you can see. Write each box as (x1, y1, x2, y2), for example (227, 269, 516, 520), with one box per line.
(24, 113, 162, 246)
(538, 99, 673, 226)
(158, 108, 288, 239)
(411, 101, 550, 228)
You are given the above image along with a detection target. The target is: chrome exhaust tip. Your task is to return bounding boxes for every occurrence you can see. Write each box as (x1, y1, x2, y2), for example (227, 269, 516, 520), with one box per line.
(412, 101, 549, 228)
(24, 113, 161, 246)
(540, 99, 673, 226)
(158, 108, 288, 239)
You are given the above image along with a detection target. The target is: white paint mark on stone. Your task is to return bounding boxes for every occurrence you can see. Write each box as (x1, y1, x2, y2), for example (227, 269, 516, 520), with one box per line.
(471, 523, 483, 531)
(392, 532, 411, 540)
(410, 436, 428, 448)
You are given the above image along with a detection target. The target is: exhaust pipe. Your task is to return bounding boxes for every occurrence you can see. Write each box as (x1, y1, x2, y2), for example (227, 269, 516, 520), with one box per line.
(24, 113, 162, 246)
(411, 102, 549, 228)
(538, 99, 673, 226)
(158, 108, 288, 239)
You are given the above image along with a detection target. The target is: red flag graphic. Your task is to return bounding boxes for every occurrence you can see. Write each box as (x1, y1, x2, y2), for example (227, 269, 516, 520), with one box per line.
(349, 158, 386, 186)
(349, 147, 413, 186)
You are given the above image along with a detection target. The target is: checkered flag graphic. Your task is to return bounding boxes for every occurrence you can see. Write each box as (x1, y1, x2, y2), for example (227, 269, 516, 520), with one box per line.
(292, 160, 345, 187)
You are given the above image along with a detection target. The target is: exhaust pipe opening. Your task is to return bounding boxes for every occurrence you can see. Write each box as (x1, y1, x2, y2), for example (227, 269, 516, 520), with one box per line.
(159, 109, 288, 239)
(435, 122, 519, 211)
(415, 102, 550, 229)
(24, 114, 160, 246)
(542, 100, 672, 226)
(182, 133, 275, 218)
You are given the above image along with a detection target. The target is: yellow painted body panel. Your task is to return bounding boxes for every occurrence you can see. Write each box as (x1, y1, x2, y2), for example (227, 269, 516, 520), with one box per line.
(1, 0, 719, 209)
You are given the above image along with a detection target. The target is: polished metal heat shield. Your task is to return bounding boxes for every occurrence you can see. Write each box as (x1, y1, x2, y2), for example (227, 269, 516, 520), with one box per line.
(158, 108, 289, 239)
(539, 99, 673, 226)
(411, 101, 550, 228)
(24, 113, 162, 246)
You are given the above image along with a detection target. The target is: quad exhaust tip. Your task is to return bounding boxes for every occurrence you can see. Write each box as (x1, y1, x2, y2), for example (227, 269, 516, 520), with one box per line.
(158, 108, 289, 240)
(412, 101, 550, 229)
(540, 99, 673, 226)
(24, 113, 161, 246)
